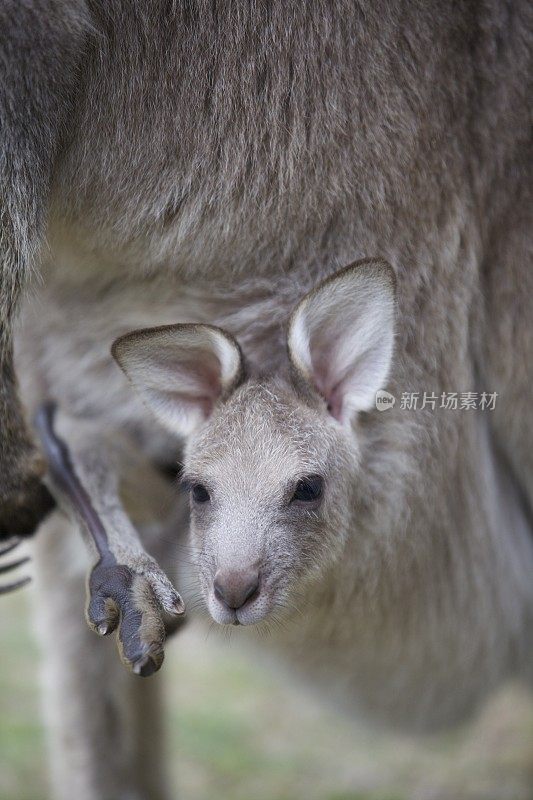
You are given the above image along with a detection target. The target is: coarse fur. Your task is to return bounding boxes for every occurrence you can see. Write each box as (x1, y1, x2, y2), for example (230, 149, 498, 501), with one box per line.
(0, 1, 531, 797)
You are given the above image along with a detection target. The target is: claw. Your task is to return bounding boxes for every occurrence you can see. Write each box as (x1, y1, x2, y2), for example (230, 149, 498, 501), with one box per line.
(0, 539, 22, 558)
(0, 575, 32, 595)
(0, 556, 30, 575)
(0, 541, 32, 594)
(132, 655, 158, 677)
(97, 622, 111, 636)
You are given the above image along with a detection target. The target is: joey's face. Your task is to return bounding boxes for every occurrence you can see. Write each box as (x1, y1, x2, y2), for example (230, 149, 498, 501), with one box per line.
(182, 382, 357, 625)
(113, 258, 396, 627)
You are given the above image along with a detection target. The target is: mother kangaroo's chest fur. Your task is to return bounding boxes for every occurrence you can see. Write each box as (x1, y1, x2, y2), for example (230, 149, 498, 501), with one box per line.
(47, 1, 480, 289)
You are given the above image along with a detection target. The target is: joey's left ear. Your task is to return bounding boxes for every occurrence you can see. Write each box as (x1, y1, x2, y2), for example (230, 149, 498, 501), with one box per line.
(287, 258, 396, 427)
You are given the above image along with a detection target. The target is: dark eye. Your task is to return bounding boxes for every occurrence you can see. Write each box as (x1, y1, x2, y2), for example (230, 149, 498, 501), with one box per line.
(291, 475, 324, 504)
(192, 484, 210, 503)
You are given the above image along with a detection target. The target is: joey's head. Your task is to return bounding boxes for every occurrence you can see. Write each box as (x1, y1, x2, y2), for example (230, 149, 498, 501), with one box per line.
(113, 259, 396, 626)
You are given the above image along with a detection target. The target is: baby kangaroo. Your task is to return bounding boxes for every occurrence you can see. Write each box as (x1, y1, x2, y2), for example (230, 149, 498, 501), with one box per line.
(113, 259, 533, 730)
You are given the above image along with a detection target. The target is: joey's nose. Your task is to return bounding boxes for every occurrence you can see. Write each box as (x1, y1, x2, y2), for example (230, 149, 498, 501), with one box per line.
(213, 567, 260, 610)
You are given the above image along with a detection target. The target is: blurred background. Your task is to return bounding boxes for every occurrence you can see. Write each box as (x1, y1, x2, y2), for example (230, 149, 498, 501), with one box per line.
(1, 587, 532, 800)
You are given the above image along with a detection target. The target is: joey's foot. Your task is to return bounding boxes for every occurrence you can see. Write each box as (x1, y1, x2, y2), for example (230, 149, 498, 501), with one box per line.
(0, 450, 55, 538)
(86, 558, 185, 677)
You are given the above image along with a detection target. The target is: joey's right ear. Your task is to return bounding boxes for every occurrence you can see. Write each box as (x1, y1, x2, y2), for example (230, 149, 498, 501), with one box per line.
(287, 259, 396, 428)
(112, 324, 244, 436)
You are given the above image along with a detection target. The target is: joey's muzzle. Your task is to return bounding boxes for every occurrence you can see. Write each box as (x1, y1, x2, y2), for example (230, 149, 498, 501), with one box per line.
(213, 566, 260, 611)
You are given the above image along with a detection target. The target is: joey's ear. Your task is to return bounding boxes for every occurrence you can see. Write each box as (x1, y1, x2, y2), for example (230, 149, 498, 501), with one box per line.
(112, 324, 244, 435)
(287, 259, 396, 427)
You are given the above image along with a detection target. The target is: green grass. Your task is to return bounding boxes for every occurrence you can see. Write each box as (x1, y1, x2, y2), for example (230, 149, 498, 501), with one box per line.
(1, 589, 533, 800)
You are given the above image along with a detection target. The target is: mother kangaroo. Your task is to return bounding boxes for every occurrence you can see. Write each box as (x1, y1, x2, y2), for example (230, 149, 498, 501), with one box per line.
(1, 2, 533, 798)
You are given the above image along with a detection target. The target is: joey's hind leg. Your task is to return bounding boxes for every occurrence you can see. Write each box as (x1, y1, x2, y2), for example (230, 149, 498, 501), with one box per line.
(32, 461, 187, 800)
(36, 409, 185, 676)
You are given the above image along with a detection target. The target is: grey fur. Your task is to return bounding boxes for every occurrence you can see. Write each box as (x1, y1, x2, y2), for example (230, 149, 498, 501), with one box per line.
(0, 1, 91, 535)
(0, 1, 531, 796)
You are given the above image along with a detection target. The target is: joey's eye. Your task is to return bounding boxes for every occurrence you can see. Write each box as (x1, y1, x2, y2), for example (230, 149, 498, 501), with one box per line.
(291, 475, 324, 504)
(192, 484, 210, 503)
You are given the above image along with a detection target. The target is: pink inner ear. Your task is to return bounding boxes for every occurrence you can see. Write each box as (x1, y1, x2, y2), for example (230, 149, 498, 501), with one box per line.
(326, 386, 344, 421)
(164, 389, 214, 416)
(170, 348, 226, 417)
(309, 330, 345, 421)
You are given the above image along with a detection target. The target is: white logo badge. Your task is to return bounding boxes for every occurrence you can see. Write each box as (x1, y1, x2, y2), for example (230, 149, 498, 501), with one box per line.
(375, 390, 396, 412)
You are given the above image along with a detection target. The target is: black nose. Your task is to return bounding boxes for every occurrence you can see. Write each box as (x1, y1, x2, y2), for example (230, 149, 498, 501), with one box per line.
(213, 567, 260, 610)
